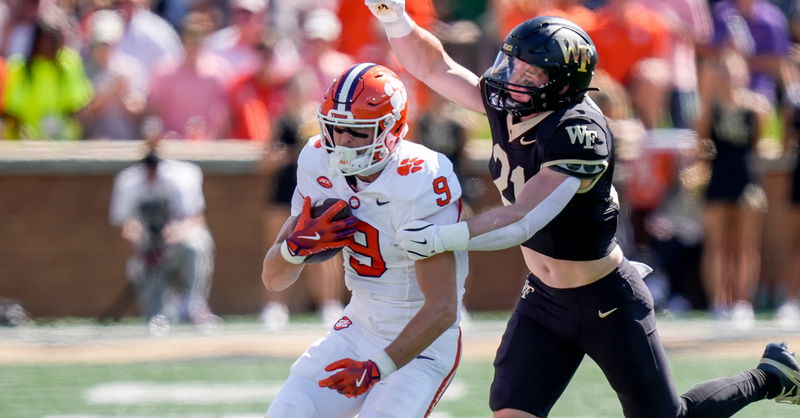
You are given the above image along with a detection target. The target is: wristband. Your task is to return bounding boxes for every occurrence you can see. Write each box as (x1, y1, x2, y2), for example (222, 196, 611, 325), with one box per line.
(439, 222, 470, 251)
(280, 240, 307, 265)
(383, 13, 415, 38)
(373, 349, 398, 378)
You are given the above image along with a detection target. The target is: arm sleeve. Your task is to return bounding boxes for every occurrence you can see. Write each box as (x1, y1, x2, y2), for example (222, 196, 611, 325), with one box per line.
(466, 176, 580, 251)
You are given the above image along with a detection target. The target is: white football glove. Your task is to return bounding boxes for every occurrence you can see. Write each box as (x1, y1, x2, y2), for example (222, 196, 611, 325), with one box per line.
(397, 220, 470, 260)
(364, 0, 415, 38)
(365, 0, 406, 23)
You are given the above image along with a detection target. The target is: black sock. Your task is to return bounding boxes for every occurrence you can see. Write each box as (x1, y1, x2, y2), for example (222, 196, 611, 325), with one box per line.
(758, 367, 783, 399)
(679, 369, 770, 417)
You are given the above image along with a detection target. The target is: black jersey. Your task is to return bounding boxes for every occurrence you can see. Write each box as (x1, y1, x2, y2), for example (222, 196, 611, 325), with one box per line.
(483, 83, 618, 261)
(704, 104, 757, 202)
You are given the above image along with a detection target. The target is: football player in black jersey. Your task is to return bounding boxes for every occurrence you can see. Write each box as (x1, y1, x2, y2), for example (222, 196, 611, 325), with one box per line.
(365, 1, 800, 417)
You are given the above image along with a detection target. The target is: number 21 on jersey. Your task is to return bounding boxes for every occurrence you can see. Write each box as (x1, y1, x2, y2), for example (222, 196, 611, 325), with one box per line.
(492, 144, 525, 206)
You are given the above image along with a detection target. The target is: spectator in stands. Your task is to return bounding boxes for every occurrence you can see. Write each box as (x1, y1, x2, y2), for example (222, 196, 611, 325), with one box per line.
(588, 0, 672, 129)
(109, 143, 218, 327)
(640, 0, 713, 129)
(3, 10, 92, 140)
(336, 0, 436, 61)
(695, 50, 770, 328)
(710, 0, 791, 109)
(0, 0, 40, 58)
(777, 72, 800, 329)
(79, 9, 146, 140)
(493, 0, 598, 37)
(113, 0, 183, 92)
(227, 33, 283, 142)
(147, 12, 230, 140)
(203, 0, 297, 87)
(297, 8, 353, 108)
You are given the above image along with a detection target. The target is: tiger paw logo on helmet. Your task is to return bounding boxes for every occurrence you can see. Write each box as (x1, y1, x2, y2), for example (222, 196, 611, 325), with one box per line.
(397, 158, 424, 176)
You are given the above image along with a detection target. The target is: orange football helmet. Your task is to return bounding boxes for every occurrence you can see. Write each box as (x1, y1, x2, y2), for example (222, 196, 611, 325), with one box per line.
(317, 63, 409, 176)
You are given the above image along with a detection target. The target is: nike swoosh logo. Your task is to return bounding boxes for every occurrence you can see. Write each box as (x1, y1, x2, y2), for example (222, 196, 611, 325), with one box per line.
(520, 137, 536, 146)
(297, 232, 321, 240)
(376, 199, 390, 206)
(411, 239, 427, 245)
(355, 369, 368, 386)
(598, 308, 618, 318)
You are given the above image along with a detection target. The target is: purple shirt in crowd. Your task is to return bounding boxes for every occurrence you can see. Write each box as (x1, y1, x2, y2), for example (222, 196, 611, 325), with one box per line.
(711, 0, 790, 104)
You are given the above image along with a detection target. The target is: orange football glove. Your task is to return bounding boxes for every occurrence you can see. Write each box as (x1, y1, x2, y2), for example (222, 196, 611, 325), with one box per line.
(285, 197, 358, 258)
(318, 358, 381, 398)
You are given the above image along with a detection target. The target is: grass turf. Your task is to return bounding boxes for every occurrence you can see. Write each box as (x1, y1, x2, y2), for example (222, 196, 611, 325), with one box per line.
(1, 353, 796, 417)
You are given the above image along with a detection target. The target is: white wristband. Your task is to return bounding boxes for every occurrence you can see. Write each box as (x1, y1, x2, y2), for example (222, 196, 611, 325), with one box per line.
(383, 13, 415, 38)
(373, 349, 397, 379)
(280, 241, 307, 265)
(439, 222, 470, 251)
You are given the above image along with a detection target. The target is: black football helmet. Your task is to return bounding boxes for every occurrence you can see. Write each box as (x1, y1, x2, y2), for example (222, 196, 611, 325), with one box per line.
(482, 16, 598, 116)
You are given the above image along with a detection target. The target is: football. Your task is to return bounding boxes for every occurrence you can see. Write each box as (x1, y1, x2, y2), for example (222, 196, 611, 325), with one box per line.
(304, 198, 353, 264)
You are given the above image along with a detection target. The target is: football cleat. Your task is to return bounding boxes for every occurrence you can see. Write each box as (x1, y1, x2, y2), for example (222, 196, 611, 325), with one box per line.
(757, 342, 800, 404)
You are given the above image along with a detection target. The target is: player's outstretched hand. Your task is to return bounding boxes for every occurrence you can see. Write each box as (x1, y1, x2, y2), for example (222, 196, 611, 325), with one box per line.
(365, 0, 406, 23)
(284, 197, 358, 258)
(318, 358, 381, 398)
(397, 220, 445, 260)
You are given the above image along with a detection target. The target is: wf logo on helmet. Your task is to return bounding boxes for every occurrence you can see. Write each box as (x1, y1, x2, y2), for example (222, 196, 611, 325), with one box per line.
(558, 39, 593, 73)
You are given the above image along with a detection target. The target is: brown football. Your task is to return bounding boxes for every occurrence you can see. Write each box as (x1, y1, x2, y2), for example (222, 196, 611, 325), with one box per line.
(305, 198, 352, 264)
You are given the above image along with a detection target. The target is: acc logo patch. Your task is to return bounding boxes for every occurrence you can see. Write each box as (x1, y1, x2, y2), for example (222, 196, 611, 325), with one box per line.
(349, 196, 361, 209)
(398, 158, 425, 176)
(313, 138, 323, 148)
(317, 176, 333, 188)
(334, 316, 352, 330)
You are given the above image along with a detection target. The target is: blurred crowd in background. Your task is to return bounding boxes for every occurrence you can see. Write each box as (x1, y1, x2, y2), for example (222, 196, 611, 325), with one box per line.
(4, 0, 800, 331)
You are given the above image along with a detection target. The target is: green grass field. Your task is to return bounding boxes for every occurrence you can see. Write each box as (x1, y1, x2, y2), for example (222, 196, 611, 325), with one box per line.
(1, 315, 799, 417)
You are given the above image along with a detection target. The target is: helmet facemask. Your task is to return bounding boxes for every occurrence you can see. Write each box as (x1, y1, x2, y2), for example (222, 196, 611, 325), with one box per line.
(318, 109, 400, 177)
(483, 53, 563, 117)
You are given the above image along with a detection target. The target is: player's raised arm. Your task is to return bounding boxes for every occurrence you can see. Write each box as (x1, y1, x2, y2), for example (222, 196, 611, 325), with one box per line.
(365, 0, 484, 114)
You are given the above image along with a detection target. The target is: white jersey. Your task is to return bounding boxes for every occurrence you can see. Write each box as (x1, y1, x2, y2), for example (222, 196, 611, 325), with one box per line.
(292, 138, 468, 340)
(109, 159, 206, 227)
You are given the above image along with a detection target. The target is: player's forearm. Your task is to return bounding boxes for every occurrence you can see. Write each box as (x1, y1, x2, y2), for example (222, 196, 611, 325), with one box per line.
(389, 29, 483, 114)
(261, 242, 303, 292)
(467, 174, 579, 238)
(384, 300, 457, 369)
(383, 252, 458, 369)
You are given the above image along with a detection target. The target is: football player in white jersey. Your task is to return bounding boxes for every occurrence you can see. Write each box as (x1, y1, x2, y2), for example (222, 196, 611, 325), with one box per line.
(261, 63, 468, 418)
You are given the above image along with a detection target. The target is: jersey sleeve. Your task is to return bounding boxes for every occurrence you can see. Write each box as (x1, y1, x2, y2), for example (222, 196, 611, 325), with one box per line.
(290, 137, 326, 217)
(398, 152, 463, 226)
(109, 168, 136, 226)
(540, 118, 610, 191)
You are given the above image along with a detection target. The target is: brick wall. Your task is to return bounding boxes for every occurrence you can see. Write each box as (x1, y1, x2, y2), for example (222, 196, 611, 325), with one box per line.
(0, 140, 795, 318)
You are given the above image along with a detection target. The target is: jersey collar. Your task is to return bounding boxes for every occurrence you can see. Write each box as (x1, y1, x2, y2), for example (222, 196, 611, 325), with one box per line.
(507, 111, 553, 143)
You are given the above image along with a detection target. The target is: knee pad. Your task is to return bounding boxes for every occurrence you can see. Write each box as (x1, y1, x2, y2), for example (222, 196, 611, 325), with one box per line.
(266, 391, 316, 418)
